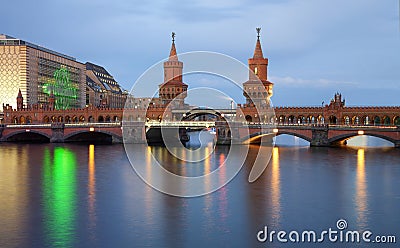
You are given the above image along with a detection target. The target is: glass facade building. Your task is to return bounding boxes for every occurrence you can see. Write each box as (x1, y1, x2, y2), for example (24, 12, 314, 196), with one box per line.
(0, 34, 86, 110)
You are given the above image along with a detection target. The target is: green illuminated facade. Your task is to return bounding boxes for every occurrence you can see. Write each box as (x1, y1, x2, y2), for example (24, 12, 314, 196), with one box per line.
(42, 67, 79, 110)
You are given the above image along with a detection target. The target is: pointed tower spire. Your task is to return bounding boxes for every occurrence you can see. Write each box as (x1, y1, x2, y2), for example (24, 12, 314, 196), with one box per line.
(49, 91, 55, 109)
(17, 89, 22, 98)
(243, 27, 274, 107)
(17, 89, 23, 110)
(160, 32, 187, 107)
(253, 27, 264, 59)
(169, 32, 178, 61)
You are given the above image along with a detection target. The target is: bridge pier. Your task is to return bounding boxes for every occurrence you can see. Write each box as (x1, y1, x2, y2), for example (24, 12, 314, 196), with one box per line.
(310, 126, 330, 147)
(226, 122, 243, 144)
(122, 122, 146, 143)
(50, 123, 65, 143)
(216, 121, 231, 145)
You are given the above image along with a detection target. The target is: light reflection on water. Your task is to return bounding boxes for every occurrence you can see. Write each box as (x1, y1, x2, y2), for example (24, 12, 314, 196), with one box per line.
(42, 147, 77, 248)
(88, 145, 96, 241)
(0, 145, 28, 248)
(356, 148, 368, 229)
(0, 141, 398, 247)
(270, 147, 281, 226)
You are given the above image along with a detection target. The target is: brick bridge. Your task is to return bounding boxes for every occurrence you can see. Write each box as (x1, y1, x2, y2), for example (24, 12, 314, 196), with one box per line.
(0, 122, 399, 147)
(0, 123, 124, 143)
(245, 124, 400, 147)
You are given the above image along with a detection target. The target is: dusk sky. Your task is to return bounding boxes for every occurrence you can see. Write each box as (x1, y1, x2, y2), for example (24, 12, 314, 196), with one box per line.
(2, 0, 399, 106)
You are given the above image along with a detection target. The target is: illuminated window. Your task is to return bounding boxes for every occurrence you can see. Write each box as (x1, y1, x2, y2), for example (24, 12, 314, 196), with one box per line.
(254, 67, 258, 75)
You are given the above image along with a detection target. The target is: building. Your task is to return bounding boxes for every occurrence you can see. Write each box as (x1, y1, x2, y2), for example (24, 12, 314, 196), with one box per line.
(239, 28, 275, 123)
(158, 32, 188, 108)
(85, 62, 128, 108)
(0, 34, 86, 110)
(3, 30, 397, 126)
(242, 28, 273, 107)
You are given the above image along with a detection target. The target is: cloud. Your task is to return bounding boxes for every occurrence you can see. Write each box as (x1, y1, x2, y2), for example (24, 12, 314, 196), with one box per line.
(1, 0, 398, 106)
(270, 76, 359, 88)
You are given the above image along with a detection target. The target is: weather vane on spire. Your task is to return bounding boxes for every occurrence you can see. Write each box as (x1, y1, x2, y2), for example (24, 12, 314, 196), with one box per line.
(172, 32, 176, 43)
(256, 27, 261, 40)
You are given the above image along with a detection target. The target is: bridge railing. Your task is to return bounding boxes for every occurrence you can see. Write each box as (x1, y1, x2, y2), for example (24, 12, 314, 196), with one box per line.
(3, 122, 122, 128)
(328, 124, 399, 129)
(4, 124, 52, 128)
(65, 122, 122, 127)
(145, 121, 216, 127)
(3, 122, 398, 129)
(248, 122, 399, 129)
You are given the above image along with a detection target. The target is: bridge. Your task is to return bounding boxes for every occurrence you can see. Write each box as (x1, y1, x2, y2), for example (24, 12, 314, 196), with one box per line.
(257, 124, 400, 147)
(0, 121, 398, 147)
(0, 123, 124, 143)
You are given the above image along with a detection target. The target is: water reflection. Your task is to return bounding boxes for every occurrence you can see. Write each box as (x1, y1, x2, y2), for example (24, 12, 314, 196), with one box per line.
(0, 143, 398, 247)
(270, 147, 281, 224)
(88, 145, 96, 239)
(218, 153, 228, 224)
(356, 148, 368, 229)
(144, 146, 156, 227)
(0, 146, 28, 247)
(42, 147, 77, 248)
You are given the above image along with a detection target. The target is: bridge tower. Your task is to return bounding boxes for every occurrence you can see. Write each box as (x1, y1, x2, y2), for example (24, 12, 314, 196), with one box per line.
(243, 28, 273, 107)
(159, 32, 188, 108)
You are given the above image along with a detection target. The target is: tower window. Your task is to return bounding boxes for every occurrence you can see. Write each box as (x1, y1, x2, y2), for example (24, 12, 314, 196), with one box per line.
(254, 67, 258, 75)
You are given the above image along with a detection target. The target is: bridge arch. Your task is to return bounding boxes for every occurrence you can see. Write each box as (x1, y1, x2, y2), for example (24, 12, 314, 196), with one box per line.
(373, 116, 380, 125)
(241, 131, 276, 144)
(64, 130, 122, 143)
(245, 115, 252, 122)
(351, 116, 360, 125)
(343, 116, 350, 125)
(241, 130, 312, 144)
(329, 115, 337, 124)
(288, 115, 296, 124)
(362, 115, 370, 125)
(182, 108, 225, 122)
(43, 116, 49, 123)
(19, 116, 26, 124)
(394, 116, 400, 126)
(382, 116, 390, 126)
(329, 133, 397, 146)
(3, 130, 51, 142)
(298, 115, 305, 124)
(275, 131, 312, 142)
(307, 115, 316, 124)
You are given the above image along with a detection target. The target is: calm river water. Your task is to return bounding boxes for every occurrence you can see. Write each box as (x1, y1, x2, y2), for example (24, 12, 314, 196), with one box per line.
(0, 136, 399, 247)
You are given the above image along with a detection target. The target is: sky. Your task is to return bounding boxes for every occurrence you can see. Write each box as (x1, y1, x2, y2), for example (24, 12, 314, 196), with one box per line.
(2, 0, 399, 107)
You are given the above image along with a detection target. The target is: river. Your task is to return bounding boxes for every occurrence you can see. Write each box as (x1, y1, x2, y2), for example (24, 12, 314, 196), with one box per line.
(0, 136, 398, 247)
